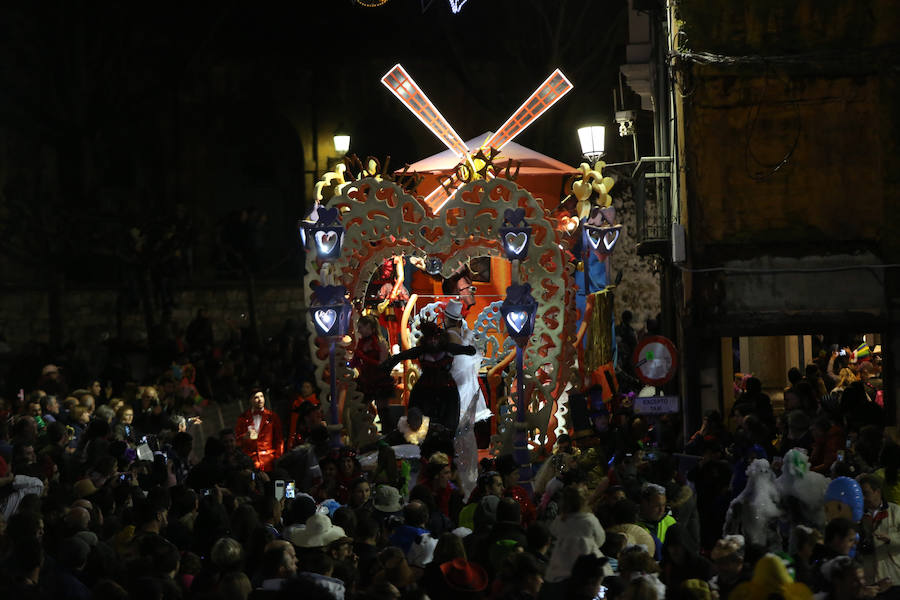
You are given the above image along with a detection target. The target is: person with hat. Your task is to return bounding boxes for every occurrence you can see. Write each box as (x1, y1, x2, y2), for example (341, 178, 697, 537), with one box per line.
(444, 299, 491, 427)
(287, 512, 348, 550)
(496, 455, 537, 527)
(373, 484, 403, 521)
(437, 557, 489, 599)
(381, 321, 475, 434)
(708, 535, 750, 600)
(444, 298, 491, 501)
(234, 388, 283, 472)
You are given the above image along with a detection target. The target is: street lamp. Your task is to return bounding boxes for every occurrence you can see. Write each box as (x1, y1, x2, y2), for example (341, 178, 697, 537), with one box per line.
(582, 205, 622, 256)
(577, 125, 605, 164)
(310, 285, 352, 447)
(500, 281, 538, 486)
(301, 204, 348, 446)
(333, 132, 351, 155)
(299, 206, 344, 262)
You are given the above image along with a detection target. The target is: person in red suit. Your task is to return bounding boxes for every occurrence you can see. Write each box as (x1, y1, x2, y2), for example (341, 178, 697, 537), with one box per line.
(235, 388, 283, 471)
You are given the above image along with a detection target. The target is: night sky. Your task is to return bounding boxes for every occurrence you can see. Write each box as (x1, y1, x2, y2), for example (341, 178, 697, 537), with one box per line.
(0, 0, 627, 284)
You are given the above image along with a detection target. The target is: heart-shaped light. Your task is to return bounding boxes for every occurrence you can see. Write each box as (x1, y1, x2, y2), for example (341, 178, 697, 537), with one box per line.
(315, 231, 339, 255)
(505, 232, 528, 256)
(506, 311, 529, 334)
(587, 228, 603, 250)
(603, 229, 620, 251)
(314, 309, 337, 334)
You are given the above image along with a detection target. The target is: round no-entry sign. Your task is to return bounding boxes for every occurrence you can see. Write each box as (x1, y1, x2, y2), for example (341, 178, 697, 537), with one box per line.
(631, 335, 678, 386)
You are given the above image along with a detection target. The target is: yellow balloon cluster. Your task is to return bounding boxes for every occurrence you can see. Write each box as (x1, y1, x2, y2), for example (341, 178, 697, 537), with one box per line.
(571, 160, 616, 220)
(315, 161, 386, 204)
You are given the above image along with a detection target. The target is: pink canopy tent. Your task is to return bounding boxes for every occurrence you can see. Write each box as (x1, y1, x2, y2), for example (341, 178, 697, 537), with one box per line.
(404, 132, 576, 210)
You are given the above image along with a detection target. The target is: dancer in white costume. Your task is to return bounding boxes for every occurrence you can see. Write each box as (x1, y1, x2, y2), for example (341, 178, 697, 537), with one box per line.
(444, 300, 492, 423)
(444, 299, 492, 500)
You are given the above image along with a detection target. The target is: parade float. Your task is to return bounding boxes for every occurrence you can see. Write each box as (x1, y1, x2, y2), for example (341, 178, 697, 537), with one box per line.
(301, 63, 624, 463)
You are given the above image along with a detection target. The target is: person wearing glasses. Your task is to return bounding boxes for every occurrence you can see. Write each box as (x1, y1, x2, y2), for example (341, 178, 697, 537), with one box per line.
(442, 270, 477, 317)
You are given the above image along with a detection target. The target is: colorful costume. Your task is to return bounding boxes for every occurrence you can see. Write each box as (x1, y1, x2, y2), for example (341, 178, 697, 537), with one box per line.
(234, 408, 284, 471)
(382, 325, 475, 433)
(350, 334, 394, 405)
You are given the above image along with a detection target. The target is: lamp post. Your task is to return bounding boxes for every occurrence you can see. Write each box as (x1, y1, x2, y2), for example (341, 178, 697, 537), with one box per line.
(577, 125, 605, 164)
(500, 282, 538, 485)
(300, 207, 348, 446)
(498, 208, 538, 484)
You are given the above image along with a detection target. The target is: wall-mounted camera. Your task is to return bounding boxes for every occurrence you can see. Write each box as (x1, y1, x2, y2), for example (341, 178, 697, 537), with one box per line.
(615, 110, 637, 137)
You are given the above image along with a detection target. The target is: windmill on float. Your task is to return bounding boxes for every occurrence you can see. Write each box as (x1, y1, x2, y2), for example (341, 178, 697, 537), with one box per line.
(381, 64, 574, 212)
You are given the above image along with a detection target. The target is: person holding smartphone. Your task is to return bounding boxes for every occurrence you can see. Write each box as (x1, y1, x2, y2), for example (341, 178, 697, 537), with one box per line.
(234, 388, 283, 471)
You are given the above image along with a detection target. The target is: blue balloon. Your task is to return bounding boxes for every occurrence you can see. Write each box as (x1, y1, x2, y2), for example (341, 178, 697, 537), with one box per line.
(825, 476, 864, 522)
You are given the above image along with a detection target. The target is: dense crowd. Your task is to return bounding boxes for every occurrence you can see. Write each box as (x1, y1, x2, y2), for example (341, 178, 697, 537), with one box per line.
(0, 329, 895, 600)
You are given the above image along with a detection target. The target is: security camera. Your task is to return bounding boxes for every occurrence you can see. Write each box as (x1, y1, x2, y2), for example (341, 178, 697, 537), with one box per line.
(615, 110, 636, 137)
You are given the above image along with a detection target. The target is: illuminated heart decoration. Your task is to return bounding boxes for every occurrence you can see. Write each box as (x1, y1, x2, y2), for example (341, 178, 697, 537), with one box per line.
(603, 229, 620, 251)
(587, 228, 603, 250)
(505, 232, 528, 256)
(314, 309, 337, 333)
(315, 231, 339, 254)
(506, 311, 529, 334)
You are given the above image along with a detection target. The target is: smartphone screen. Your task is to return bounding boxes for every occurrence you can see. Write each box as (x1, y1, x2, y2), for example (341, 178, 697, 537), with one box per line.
(285, 481, 295, 499)
(274, 479, 285, 501)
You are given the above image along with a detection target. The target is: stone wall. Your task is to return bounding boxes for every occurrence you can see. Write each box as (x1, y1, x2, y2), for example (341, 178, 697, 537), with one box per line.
(608, 181, 663, 332)
(0, 282, 308, 352)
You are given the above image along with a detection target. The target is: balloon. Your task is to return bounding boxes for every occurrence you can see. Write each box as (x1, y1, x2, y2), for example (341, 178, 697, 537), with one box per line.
(602, 176, 616, 192)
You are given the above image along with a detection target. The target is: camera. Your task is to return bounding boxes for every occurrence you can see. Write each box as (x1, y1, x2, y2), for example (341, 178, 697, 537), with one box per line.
(286, 481, 295, 499)
(840, 349, 847, 356)
(202, 488, 213, 496)
(119, 473, 131, 482)
(615, 110, 636, 137)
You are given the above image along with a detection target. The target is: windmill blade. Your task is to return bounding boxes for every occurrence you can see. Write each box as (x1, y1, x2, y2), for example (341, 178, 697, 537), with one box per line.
(422, 158, 497, 213)
(422, 177, 458, 213)
(482, 69, 573, 152)
(381, 64, 470, 158)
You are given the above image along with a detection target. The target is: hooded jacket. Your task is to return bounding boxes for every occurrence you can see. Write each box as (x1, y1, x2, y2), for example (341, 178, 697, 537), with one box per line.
(546, 511, 607, 583)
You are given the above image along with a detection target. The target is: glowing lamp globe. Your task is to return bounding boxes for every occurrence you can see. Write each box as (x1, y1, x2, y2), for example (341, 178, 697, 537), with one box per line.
(333, 134, 351, 155)
(500, 282, 538, 340)
(310, 285, 353, 338)
(578, 126, 605, 162)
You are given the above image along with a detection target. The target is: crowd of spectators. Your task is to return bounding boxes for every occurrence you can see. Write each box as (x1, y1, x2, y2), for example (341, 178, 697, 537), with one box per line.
(0, 333, 894, 600)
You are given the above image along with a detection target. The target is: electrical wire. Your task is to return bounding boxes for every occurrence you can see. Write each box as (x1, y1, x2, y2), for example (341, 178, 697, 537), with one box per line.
(675, 263, 900, 275)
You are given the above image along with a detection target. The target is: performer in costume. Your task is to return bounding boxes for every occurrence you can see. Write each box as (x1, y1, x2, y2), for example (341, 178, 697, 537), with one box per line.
(234, 388, 283, 471)
(349, 315, 395, 431)
(380, 321, 475, 433)
(444, 299, 492, 500)
(444, 300, 492, 424)
(371, 255, 409, 351)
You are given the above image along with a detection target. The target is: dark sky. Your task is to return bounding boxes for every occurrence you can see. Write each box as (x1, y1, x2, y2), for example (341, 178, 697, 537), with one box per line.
(0, 0, 628, 282)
